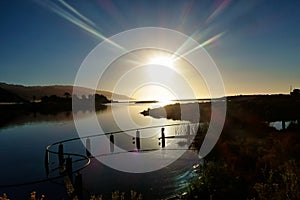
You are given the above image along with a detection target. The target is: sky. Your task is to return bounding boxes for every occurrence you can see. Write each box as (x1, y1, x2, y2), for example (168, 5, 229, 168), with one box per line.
(0, 0, 300, 97)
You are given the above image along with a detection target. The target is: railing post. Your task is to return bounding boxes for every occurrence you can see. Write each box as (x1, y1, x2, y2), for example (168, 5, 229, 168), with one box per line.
(75, 172, 83, 200)
(86, 137, 91, 157)
(136, 130, 141, 151)
(58, 143, 64, 166)
(161, 128, 165, 148)
(110, 134, 114, 153)
(66, 156, 73, 180)
(44, 149, 49, 176)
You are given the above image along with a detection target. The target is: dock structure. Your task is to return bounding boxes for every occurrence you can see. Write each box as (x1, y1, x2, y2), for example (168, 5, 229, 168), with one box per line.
(45, 123, 197, 198)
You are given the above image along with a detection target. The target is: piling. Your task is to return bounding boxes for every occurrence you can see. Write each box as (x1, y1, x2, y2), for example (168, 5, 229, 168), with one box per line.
(58, 143, 64, 166)
(44, 149, 49, 165)
(74, 173, 83, 200)
(86, 137, 91, 157)
(161, 128, 165, 148)
(66, 156, 73, 180)
(136, 130, 141, 151)
(110, 134, 114, 152)
(44, 150, 49, 176)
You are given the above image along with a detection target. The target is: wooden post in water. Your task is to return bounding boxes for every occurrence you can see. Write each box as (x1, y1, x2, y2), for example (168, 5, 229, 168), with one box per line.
(136, 130, 141, 151)
(86, 137, 91, 157)
(66, 156, 73, 180)
(161, 128, 165, 148)
(74, 173, 83, 200)
(58, 143, 64, 166)
(110, 134, 114, 153)
(44, 150, 49, 176)
(45, 149, 49, 165)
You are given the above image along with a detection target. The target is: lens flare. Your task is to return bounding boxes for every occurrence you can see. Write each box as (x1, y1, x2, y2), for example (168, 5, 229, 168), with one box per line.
(206, 0, 232, 24)
(172, 31, 226, 63)
(37, 0, 125, 51)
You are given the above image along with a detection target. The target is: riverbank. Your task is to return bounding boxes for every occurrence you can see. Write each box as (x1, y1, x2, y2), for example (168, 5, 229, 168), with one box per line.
(141, 94, 300, 199)
(141, 94, 300, 122)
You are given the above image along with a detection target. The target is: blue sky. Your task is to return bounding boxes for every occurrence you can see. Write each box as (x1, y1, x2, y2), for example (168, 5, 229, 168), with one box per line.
(0, 0, 299, 96)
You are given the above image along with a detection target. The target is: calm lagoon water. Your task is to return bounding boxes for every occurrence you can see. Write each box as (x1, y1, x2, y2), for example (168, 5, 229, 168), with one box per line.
(0, 103, 201, 199)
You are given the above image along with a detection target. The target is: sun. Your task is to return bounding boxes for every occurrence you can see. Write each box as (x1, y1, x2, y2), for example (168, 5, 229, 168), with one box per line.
(148, 55, 175, 67)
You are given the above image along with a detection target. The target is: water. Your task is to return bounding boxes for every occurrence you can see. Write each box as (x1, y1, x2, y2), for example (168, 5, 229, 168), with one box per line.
(269, 120, 299, 131)
(269, 121, 291, 131)
(0, 103, 201, 199)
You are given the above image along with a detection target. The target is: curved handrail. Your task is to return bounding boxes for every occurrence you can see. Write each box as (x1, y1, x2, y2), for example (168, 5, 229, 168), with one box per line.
(46, 122, 194, 150)
(0, 151, 90, 188)
(0, 122, 198, 188)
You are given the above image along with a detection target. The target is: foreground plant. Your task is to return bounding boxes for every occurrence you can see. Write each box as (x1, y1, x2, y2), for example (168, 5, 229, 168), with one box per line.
(0, 193, 9, 200)
(252, 160, 299, 200)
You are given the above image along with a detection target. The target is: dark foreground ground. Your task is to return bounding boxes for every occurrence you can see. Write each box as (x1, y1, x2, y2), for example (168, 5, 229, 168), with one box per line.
(142, 95, 300, 199)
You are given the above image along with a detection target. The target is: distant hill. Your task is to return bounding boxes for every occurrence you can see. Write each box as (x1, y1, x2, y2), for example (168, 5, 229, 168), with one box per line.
(0, 82, 130, 102)
(0, 87, 25, 102)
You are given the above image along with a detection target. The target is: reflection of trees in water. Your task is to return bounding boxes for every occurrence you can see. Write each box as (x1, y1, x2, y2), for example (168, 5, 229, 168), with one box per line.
(0, 109, 72, 129)
(0, 103, 107, 129)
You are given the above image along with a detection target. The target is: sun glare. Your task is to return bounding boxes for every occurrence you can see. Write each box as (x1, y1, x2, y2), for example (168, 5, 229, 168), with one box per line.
(131, 84, 177, 103)
(148, 56, 175, 67)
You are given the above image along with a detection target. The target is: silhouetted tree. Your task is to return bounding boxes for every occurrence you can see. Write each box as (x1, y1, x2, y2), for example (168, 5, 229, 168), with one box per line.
(81, 95, 87, 100)
(64, 92, 71, 99)
(95, 94, 110, 103)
